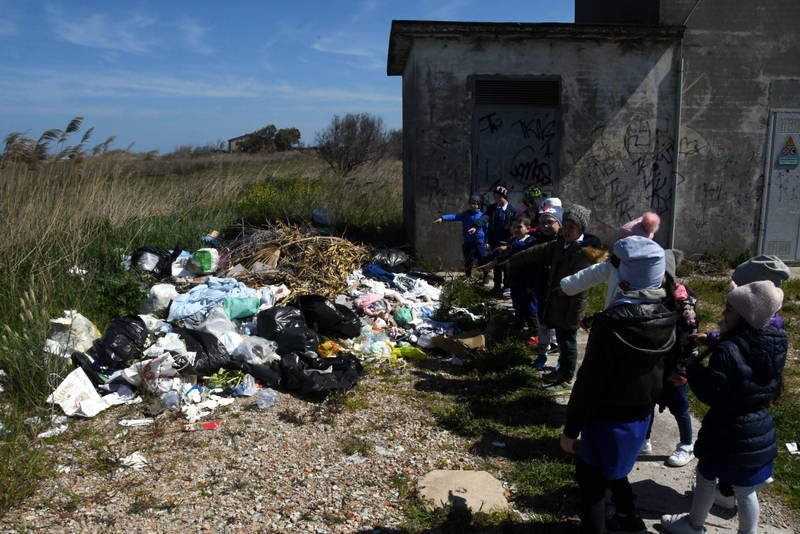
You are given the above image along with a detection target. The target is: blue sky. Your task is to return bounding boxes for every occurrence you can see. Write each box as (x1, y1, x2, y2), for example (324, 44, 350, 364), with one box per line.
(0, 1, 573, 154)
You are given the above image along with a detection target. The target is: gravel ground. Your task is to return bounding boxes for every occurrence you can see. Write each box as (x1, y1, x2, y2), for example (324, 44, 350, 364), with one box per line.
(7, 348, 799, 533)
(6, 360, 487, 534)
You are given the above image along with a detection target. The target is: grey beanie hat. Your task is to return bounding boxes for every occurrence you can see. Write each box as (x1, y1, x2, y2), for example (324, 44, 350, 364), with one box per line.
(732, 255, 791, 287)
(563, 204, 591, 233)
(664, 249, 684, 280)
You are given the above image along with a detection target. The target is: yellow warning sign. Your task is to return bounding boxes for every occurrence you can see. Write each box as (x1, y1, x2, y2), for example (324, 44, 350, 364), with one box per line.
(779, 136, 798, 165)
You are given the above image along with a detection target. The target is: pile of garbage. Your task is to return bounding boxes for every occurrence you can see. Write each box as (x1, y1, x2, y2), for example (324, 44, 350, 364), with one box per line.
(40, 223, 486, 435)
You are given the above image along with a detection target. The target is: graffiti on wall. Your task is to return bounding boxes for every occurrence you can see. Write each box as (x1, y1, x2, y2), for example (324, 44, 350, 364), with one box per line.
(577, 115, 679, 228)
(475, 108, 560, 197)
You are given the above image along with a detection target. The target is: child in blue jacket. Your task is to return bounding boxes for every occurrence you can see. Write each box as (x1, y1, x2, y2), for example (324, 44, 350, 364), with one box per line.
(434, 194, 489, 280)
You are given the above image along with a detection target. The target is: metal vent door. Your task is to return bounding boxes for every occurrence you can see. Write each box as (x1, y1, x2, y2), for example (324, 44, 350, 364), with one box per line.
(762, 111, 800, 261)
(473, 78, 561, 205)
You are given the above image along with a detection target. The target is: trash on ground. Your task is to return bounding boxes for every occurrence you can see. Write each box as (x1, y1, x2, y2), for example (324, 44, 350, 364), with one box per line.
(255, 388, 278, 410)
(37, 425, 68, 438)
(119, 418, 154, 427)
(182, 420, 220, 432)
(787, 442, 799, 455)
(44, 310, 101, 357)
(119, 451, 148, 469)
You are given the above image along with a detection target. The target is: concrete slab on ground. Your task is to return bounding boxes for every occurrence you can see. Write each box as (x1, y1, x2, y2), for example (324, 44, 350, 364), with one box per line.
(417, 469, 509, 513)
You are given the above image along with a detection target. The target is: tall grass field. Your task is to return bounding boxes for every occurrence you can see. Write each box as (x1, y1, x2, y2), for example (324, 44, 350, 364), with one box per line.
(0, 149, 402, 514)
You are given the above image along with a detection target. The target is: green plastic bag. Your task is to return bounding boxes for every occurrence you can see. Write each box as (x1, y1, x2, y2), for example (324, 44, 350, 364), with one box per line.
(223, 297, 261, 320)
(192, 248, 219, 273)
(391, 346, 427, 361)
(393, 308, 414, 327)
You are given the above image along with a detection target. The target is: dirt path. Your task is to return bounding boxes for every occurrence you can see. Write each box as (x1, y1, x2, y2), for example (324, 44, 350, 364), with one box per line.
(554, 332, 797, 533)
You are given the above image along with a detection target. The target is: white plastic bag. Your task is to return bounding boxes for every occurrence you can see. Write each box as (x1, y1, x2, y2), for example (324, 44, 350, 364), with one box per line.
(44, 310, 101, 357)
(139, 283, 178, 314)
(231, 336, 279, 365)
(196, 305, 237, 338)
(135, 252, 161, 273)
(47, 367, 110, 417)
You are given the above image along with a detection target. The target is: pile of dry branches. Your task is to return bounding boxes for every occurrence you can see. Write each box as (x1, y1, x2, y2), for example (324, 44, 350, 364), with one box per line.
(227, 222, 369, 299)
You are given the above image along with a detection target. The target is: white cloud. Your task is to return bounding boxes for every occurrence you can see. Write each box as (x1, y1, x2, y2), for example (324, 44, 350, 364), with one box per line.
(0, 67, 400, 104)
(179, 17, 213, 55)
(310, 40, 374, 58)
(46, 4, 157, 53)
(308, 0, 381, 59)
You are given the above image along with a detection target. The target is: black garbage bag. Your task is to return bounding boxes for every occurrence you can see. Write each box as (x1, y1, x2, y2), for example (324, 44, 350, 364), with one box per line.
(226, 359, 283, 389)
(172, 326, 231, 376)
(275, 326, 319, 355)
(256, 306, 306, 340)
(131, 245, 181, 280)
(90, 316, 150, 368)
(280, 351, 364, 394)
(71, 351, 113, 387)
(372, 249, 411, 273)
(295, 295, 361, 339)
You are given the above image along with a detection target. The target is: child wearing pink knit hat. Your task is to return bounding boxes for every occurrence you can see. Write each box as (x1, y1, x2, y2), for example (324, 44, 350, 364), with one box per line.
(560, 212, 664, 309)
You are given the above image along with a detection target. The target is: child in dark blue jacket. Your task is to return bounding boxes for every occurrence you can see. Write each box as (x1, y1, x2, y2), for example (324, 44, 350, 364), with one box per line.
(434, 194, 488, 280)
(488, 216, 539, 336)
(662, 281, 786, 534)
(468, 184, 518, 294)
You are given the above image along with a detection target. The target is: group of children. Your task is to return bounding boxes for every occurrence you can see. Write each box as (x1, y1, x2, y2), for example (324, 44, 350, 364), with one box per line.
(435, 189, 790, 534)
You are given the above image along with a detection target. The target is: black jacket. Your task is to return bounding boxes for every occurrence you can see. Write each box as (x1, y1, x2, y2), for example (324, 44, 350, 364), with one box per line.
(564, 299, 679, 438)
(689, 327, 787, 468)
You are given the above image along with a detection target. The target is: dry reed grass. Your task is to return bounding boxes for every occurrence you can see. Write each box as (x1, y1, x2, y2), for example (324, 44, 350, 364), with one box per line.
(229, 222, 370, 299)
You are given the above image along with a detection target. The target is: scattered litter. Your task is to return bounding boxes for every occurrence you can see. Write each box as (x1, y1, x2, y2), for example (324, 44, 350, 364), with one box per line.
(375, 445, 405, 456)
(47, 368, 109, 417)
(255, 388, 278, 410)
(491, 441, 507, 448)
(787, 442, 799, 455)
(68, 265, 88, 277)
(119, 418, 154, 427)
(56, 465, 72, 474)
(449, 356, 464, 366)
(119, 451, 148, 469)
(44, 310, 101, 357)
(0, 421, 10, 436)
(182, 420, 220, 432)
(37, 425, 68, 439)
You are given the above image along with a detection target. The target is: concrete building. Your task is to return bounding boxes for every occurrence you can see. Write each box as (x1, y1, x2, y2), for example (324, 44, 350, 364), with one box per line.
(387, 0, 800, 267)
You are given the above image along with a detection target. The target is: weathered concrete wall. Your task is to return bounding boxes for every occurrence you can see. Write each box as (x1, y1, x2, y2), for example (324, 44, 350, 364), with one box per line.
(664, 0, 800, 255)
(405, 35, 679, 267)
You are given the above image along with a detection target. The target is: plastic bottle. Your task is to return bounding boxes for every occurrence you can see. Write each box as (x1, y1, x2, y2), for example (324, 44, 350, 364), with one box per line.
(255, 388, 278, 411)
(160, 391, 180, 410)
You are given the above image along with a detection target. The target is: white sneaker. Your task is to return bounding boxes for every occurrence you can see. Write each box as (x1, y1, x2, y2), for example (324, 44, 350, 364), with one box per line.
(666, 443, 694, 467)
(640, 439, 653, 454)
(713, 487, 736, 510)
(661, 513, 705, 534)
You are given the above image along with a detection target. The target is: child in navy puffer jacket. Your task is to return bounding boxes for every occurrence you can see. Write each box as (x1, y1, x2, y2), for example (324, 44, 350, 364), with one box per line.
(661, 281, 787, 534)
